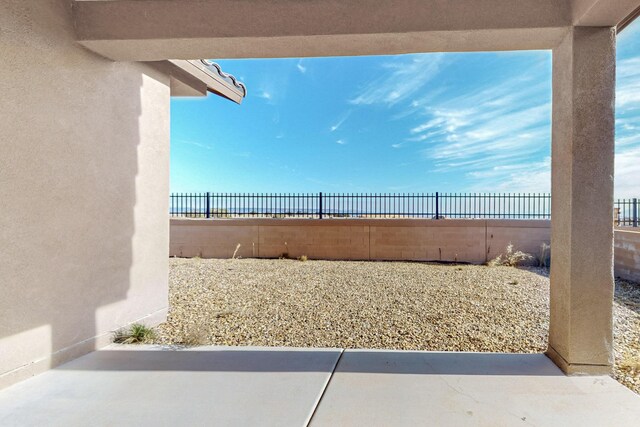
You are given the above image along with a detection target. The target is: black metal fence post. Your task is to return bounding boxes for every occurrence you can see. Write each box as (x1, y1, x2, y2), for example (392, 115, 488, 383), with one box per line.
(435, 192, 439, 219)
(633, 198, 638, 228)
(319, 192, 323, 219)
(206, 192, 211, 218)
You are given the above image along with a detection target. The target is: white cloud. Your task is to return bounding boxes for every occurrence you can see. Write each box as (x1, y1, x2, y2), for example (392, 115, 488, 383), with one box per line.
(257, 91, 272, 100)
(296, 60, 307, 74)
(617, 133, 640, 147)
(330, 110, 352, 132)
(349, 54, 446, 106)
(466, 157, 551, 193)
(336, 139, 347, 145)
(615, 146, 640, 198)
(617, 57, 640, 108)
(614, 53, 640, 197)
(254, 63, 293, 105)
(400, 66, 553, 189)
(175, 139, 212, 150)
(462, 144, 640, 198)
(417, 104, 550, 167)
(410, 117, 447, 134)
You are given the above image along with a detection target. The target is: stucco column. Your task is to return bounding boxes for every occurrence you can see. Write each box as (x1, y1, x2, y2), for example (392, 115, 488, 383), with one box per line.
(547, 27, 616, 375)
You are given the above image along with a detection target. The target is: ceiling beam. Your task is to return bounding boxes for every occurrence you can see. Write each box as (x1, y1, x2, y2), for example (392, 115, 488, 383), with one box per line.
(72, 0, 571, 60)
(571, 0, 640, 27)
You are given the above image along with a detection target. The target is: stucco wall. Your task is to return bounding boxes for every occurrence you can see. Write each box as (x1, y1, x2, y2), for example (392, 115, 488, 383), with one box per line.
(0, 0, 170, 388)
(171, 220, 640, 282)
(615, 228, 640, 282)
(170, 219, 553, 263)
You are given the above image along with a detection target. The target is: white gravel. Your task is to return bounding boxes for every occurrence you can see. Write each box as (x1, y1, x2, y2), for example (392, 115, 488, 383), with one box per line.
(155, 258, 640, 394)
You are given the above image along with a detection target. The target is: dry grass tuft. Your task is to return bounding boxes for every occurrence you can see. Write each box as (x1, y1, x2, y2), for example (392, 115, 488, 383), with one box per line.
(232, 243, 242, 259)
(488, 243, 534, 267)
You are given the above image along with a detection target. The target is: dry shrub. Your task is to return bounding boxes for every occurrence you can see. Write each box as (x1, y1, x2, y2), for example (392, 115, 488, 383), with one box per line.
(180, 328, 209, 347)
(537, 242, 551, 268)
(619, 352, 640, 374)
(488, 243, 534, 267)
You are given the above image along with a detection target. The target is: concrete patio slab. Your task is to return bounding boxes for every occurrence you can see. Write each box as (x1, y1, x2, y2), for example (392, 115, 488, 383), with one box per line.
(0, 345, 341, 427)
(2, 346, 640, 426)
(310, 350, 640, 426)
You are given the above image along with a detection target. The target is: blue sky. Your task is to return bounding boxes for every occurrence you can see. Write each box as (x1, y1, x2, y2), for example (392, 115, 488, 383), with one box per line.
(171, 21, 640, 198)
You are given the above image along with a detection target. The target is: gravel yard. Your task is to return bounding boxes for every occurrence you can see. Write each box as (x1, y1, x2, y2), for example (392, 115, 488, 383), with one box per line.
(155, 258, 640, 394)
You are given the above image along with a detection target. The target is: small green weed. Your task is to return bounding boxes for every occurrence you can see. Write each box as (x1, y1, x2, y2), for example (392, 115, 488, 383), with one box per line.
(113, 323, 155, 344)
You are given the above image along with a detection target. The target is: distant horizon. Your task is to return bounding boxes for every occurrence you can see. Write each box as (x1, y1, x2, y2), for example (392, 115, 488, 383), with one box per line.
(171, 20, 640, 199)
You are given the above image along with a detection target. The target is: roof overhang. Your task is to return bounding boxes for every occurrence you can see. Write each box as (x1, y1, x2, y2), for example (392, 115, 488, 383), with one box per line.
(150, 59, 246, 103)
(169, 60, 246, 104)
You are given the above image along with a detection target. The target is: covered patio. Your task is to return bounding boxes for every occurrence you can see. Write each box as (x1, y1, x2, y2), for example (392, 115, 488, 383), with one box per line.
(2, 0, 640, 424)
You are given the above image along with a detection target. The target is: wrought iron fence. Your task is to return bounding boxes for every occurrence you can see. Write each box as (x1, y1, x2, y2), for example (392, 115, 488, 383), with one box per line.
(615, 198, 639, 227)
(169, 192, 638, 225)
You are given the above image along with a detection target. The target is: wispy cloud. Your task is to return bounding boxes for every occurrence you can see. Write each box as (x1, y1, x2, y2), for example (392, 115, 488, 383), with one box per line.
(463, 49, 640, 196)
(253, 62, 295, 105)
(349, 54, 446, 106)
(615, 146, 640, 198)
(617, 57, 640, 108)
(466, 157, 551, 193)
(383, 64, 555, 192)
(256, 90, 272, 101)
(175, 139, 212, 150)
(330, 110, 352, 132)
(346, 52, 557, 192)
(424, 104, 550, 161)
(615, 52, 640, 198)
(336, 139, 347, 145)
(296, 59, 307, 74)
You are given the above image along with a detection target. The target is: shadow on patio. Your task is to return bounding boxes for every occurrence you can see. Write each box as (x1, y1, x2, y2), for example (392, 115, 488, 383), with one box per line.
(55, 347, 562, 376)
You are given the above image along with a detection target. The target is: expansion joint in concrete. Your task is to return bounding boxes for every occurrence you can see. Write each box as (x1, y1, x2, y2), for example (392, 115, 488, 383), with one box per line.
(306, 349, 344, 426)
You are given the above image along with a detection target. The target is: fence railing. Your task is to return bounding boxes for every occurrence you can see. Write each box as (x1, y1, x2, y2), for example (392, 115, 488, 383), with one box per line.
(169, 193, 639, 225)
(170, 192, 546, 220)
(616, 198, 639, 227)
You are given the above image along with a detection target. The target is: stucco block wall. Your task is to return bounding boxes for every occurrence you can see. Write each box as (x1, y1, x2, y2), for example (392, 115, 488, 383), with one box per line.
(171, 223, 260, 258)
(487, 220, 552, 261)
(369, 220, 487, 263)
(615, 228, 640, 282)
(170, 219, 553, 264)
(0, 0, 170, 389)
(171, 220, 640, 282)
(260, 224, 370, 260)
